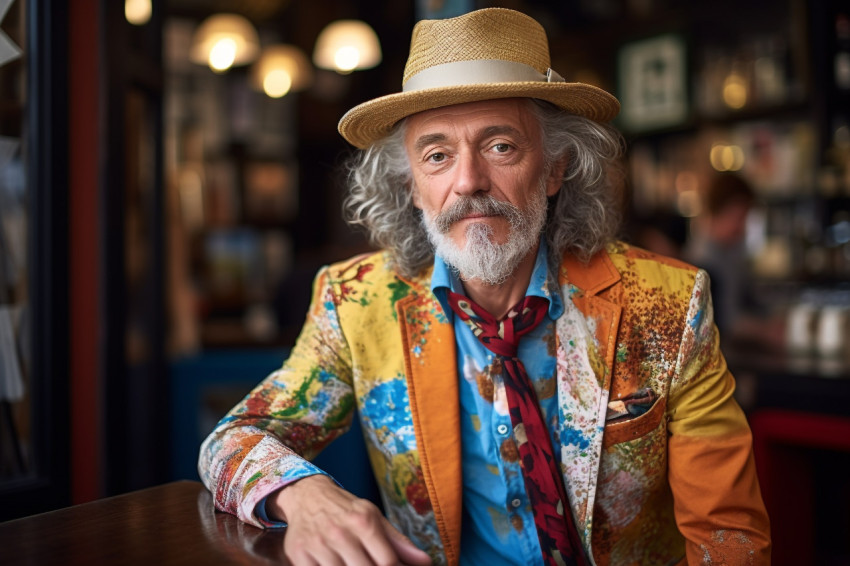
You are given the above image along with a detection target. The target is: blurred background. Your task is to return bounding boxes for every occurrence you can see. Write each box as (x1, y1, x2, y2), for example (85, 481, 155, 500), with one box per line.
(0, 0, 848, 563)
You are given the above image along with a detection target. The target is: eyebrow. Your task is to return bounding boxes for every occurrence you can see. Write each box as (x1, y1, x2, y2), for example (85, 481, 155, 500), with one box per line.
(480, 125, 526, 142)
(412, 125, 527, 153)
(413, 133, 447, 153)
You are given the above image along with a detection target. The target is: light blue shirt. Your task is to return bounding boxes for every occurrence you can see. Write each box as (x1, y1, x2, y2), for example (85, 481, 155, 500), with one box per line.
(431, 241, 564, 565)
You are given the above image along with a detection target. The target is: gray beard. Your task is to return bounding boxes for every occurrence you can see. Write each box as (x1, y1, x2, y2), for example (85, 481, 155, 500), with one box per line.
(422, 186, 548, 286)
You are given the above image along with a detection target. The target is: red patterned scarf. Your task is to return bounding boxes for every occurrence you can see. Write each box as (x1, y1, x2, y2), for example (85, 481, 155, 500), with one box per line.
(447, 290, 588, 566)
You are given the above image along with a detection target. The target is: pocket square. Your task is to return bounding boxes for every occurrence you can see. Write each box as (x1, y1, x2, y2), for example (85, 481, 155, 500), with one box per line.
(606, 388, 658, 422)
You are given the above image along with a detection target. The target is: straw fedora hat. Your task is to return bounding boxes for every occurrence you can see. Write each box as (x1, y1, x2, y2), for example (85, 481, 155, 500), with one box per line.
(338, 7, 620, 149)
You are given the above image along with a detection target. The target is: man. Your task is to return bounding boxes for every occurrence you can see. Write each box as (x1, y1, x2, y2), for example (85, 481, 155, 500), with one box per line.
(199, 8, 770, 565)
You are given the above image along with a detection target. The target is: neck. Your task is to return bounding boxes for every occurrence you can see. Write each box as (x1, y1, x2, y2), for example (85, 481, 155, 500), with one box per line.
(460, 244, 539, 319)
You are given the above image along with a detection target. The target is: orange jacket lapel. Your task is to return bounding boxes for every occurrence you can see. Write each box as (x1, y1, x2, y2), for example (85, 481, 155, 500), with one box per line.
(397, 292, 462, 565)
(559, 249, 622, 385)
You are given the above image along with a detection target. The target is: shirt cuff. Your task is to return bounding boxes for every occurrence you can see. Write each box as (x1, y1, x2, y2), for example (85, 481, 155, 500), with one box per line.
(253, 470, 339, 528)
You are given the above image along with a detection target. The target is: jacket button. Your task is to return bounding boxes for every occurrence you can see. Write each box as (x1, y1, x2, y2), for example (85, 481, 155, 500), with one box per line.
(511, 498, 522, 508)
(497, 424, 509, 435)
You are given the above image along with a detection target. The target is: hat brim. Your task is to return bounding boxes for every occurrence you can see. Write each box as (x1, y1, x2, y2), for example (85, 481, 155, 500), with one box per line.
(338, 82, 620, 149)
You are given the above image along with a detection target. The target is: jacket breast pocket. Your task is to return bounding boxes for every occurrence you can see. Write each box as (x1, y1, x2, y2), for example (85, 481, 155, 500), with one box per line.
(602, 394, 667, 448)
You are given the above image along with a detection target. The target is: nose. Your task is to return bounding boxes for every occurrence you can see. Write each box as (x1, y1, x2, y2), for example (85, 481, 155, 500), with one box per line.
(453, 150, 490, 196)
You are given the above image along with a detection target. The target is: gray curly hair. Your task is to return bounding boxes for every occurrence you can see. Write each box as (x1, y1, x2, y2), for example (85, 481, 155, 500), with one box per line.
(342, 99, 624, 279)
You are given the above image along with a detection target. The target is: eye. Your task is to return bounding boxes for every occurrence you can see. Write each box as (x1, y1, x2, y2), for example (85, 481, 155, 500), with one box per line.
(491, 142, 512, 153)
(426, 152, 447, 163)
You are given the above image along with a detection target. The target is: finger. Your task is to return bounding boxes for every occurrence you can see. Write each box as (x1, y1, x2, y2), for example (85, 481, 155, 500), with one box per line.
(382, 519, 432, 565)
(284, 525, 350, 566)
(287, 540, 345, 566)
(341, 506, 401, 566)
(283, 535, 322, 566)
(304, 546, 345, 566)
(282, 545, 319, 566)
(333, 527, 390, 566)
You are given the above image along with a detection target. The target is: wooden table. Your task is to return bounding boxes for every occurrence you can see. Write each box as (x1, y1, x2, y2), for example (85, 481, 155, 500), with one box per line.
(0, 480, 290, 565)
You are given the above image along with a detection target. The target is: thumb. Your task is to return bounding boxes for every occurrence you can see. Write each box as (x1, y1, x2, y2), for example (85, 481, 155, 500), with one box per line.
(382, 519, 432, 565)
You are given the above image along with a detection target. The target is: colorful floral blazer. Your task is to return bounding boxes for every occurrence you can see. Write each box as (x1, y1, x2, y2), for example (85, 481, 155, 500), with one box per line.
(199, 241, 771, 565)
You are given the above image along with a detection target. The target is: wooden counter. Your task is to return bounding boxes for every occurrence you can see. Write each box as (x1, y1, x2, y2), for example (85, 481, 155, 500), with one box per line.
(0, 480, 289, 565)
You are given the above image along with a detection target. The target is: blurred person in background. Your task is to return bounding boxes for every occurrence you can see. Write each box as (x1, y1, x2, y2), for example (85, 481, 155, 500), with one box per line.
(685, 172, 784, 348)
(199, 8, 770, 565)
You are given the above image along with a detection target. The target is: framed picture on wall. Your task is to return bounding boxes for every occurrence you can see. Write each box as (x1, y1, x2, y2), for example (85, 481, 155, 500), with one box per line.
(617, 34, 689, 132)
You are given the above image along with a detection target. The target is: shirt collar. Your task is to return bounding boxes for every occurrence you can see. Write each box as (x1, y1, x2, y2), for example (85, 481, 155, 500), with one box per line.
(431, 239, 564, 320)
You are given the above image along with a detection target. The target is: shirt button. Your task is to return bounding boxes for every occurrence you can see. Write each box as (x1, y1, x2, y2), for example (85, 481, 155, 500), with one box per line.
(497, 424, 509, 435)
(511, 498, 522, 508)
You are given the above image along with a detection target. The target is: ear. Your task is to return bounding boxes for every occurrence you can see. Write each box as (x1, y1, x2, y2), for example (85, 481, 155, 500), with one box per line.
(545, 155, 569, 197)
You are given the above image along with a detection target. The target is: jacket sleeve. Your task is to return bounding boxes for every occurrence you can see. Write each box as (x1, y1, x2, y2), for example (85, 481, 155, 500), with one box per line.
(197, 266, 355, 527)
(666, 269, 771, 564)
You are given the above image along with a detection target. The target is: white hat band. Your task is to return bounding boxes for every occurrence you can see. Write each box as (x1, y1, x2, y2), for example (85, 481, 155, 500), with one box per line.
(403, 59, 565, 92)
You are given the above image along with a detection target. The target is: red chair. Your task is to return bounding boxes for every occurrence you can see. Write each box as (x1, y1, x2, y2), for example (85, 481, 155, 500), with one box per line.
(749, 409, 850, 565)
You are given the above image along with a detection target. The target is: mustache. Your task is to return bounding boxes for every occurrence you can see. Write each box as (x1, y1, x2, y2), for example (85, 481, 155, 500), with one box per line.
(433, 195, 522, 233)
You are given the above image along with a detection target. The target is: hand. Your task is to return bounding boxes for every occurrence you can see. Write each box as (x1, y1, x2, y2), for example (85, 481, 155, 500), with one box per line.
(268, 475, 432, 566)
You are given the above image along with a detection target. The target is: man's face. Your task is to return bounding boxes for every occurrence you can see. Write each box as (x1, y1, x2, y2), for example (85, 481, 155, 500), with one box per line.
(404, 99, 564, 282)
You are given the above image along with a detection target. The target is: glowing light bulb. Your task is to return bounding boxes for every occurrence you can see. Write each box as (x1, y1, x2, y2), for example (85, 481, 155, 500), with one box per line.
(727, 145, 745, 170)
(710, 143, 746, 171)
(190, 14, 260, 71)
(125, 0, 151, 25)
(263, 69, 293, 98)
(313, 20, 381, 74)
(209, 38, 237, 72)
(334, 46, 361, 73)
(722, 74, 748, 109)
